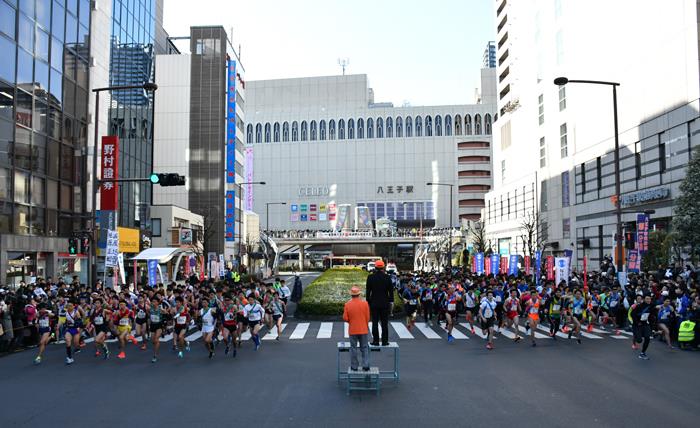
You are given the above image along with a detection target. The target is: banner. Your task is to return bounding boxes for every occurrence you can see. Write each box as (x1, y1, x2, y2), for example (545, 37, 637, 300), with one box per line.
(105, 230, 119, 267)
(583, 256, 588, 289)
(524, 256, 531, 275)
(535, 251, 542, 286)
(555, 257, 570, 285)
(245, 147, 255, 211)
(546, 255, 555, 281)
(226, 59, 237, 184)
(471, 255, 476, 273)
(100, 136, 119, 211)
(636, 213, 649, 253)
(148, 259, 158, 287)
(485, 256, 492, 276)
(117, 253, 126, 285)
(491, 254, 500, 275)
(627, 249, 640, 273)
(219, 254, 225, 277)
(500, 257, 508, 274)
(225, 191, 235, 242)
(508, 254, 519, 276)
(475, 252, 484, 275)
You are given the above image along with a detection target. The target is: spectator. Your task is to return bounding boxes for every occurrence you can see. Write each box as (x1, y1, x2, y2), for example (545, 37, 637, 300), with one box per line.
(343, 286, 370, 371)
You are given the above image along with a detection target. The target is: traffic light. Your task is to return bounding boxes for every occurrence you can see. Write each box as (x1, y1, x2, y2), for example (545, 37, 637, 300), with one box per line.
(624, 231, 636, 250)
(80, 237, 90, 254)
(150, 173, 186, 186)
(68, 238, 79, 255)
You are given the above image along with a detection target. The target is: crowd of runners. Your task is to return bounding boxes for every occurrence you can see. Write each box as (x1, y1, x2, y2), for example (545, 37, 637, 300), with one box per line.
(0, 276, 293, 365)
(396, 266, 700, 359)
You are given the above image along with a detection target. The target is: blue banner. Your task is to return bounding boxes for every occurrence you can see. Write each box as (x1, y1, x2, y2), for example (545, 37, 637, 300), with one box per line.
(226, 60, 237, 184)
(535, 251, 542, 286)
(490, 254, 500, 275)
(509, 255, 519, 276)
(225, 190, 235, 242)
(475, 253, 484, 275)
(148, 259, 158, 287)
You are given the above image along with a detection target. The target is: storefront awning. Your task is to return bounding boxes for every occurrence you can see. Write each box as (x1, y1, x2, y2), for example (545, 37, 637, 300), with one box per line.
(131, 248, 185, 264)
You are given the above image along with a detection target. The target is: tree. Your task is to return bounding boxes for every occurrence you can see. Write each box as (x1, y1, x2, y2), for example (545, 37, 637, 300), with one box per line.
(520, 211, 548, 259)
(196, 206, 219, 259)
(642, 230, 677, 271)
(466, 220, 487, 253)
(673, 146, 700, 258)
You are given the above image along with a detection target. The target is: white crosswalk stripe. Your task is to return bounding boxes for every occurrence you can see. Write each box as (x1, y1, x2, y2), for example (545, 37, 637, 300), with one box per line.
(317, 322, 333, 339)
(390, 322, 415, 339)
(518, 325, 550, 339)
(441, 325, 469, 339)
(289, 323, 309, 340)
(415, 322, 441, 339)
(471, 326, 488, 339)
(185, 331, 202, 342)
(537, 325, 568, 339)
(497, 327, 518, 339)
(263, 324, 286, 340)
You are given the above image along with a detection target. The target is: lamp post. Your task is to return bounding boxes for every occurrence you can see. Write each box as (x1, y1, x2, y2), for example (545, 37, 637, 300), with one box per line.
(89, 83, 157, 288)
(554, 77, 621, 275)
(427, 182, 454, 269)
(237, 181, 266, 272)
(265, 202, 286, 232)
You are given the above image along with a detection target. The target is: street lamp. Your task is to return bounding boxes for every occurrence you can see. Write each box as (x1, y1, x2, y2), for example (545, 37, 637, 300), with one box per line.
(89, 83, 158, 288)
(554, 77, 621, 275)
(237, 181, 266, 272)
(265, 202, 287, 232)
(427, 182, 455, 269)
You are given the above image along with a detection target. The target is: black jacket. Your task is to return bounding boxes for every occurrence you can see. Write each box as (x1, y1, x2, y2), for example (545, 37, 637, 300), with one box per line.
(366, 271, 394, 309)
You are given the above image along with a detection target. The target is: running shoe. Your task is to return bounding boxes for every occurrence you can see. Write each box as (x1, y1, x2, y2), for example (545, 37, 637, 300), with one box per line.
(577, 338, 582, 344)
(638, 352, 649, 360)
(486, 343, 493, 350)
(447, 334, 454, 343)
(587, 324, 593, 333)
(95, 350, 101, 357)
(34, 356, 42, 365)
(151, 356, 158, 363)
(514, 336, 521, 343)
(65, 357, 74, 365)
(178, 351, 184, 358)
(254, 343, 260, 351)
(129, 336, 138, 345)
(140, 344, 147, 351)
(117, 351, 126, 359)
(74, 347, 82, 354)
(471, 328, 476, 334)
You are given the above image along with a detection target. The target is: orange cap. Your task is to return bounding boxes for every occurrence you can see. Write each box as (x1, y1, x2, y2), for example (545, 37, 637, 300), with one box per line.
(350, 286, 361, 296)
(375, 260, 385, 269)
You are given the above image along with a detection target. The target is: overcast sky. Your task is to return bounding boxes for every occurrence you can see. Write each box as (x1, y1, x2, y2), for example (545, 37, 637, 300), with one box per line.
(164, 0, 495, 106)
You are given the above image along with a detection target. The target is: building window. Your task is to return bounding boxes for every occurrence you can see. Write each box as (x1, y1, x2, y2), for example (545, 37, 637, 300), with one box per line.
(255, 124, 262, 143)
(484, 113, 492, 135)
(465, 115, 472, 135)
(348, 119, 355, 139)
(366, 118, 374, 138)
(319, 120, 326, 140)
(386, 117, 393, 137)
(454, 115, 462, 135)
(329, 119, 335, 140)
(273, 122, 280, 142)
(559, 86, 566, 111)
(659, 137, 667, 173)
(301, 121, 308, 141)
(501, 159, 506, 183)
(435, 115, 442, 136)
(538, 94, 544, 125)
(338, 119, 345, 140)
(264, 123, 271, 143)
(376, 117, 383, 138)
(635, 146, 642, 180)
(540, 180, 548, 212)
(507, 192, 511, 216)
(500, 196, 503, 220)
(395, 117, 402, 137)
(405, 116, 412, 137)
(425, 115, 433, 136)
(357, 118, 364, 139)
(445, 115, 452, 136)
(310, 120, 317, 140)
(246, 124, 253, 144)
(539, 137, 546, 167)
(415, 116, 422, 136)
(282, 122, 290, 141)
(152, 218, 161, 237)
(292, 121, 299, 141)
(474, 114, 482, 135)
(561, 171, 570, 207)
(580, 163, 586, 194)
(563, 218, 570, 239)
(560, 123, 568, 158)
(596, 156, 602, 190)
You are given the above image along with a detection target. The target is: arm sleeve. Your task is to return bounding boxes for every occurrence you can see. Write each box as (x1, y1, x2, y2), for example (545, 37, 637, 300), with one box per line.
(343, 304, 349, 322)
(365, 278, 372, 303)
(387, 279, 394, 303)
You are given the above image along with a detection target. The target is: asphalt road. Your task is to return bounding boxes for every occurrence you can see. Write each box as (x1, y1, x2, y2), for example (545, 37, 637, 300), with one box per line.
(2, 322, 697, 428)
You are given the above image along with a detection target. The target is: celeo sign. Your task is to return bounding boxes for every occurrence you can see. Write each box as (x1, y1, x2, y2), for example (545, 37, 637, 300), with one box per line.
(620, 186, 670, 208)
(298, 186, 330, 197)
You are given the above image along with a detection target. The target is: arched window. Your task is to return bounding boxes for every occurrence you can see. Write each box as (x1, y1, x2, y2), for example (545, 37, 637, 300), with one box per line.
(264, 123, 271, 143)
(454, 115, 462, 135)
(367, 118, 374, 138)
(357, 118, 364, 139)
(348, 118, 355, 139)
(406, 116, 413, 137)
(445, 115, 452, 136)
(329, 119, 336, 140)
(273, 122, 280, 142)
(310, 120, 317, 140)
(338, 119, 345, 140)
(376, 118, 383, 138)
(386, 117, 393, 138)
(292, 121, 299, 141)
(396, 117, 403, 137)
(319, 120, 326, 140)
(282, 122, 290, 141)
(301, 121, 308, 141)
(255, 124, 262, 143)
(494, 113, 498, 122)
(465, 114, 472, 135)
(435, 115, 442, 136)
(474, 114, 482, 135)
(484, 113, 492, 135)
(246, 124, 253, 144)
(425, 115, 432, 136)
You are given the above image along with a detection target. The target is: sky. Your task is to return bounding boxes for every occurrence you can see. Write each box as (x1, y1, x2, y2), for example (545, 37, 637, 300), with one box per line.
(163, 0, 495, 106)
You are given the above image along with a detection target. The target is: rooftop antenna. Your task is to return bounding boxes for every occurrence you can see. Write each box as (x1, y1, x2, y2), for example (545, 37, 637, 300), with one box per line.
(338, 58, 350, 75)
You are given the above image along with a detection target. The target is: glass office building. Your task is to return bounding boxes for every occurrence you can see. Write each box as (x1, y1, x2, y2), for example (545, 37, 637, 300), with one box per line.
(0, 0, 92, 285)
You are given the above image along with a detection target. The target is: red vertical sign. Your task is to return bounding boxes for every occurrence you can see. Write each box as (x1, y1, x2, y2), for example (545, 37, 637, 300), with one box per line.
(500, 257, 508, 274)
(100, 136, 119, 210)
(485, 257, 491, 276)
(524, 256, 531, 275)
(546, 256, 555, 281)
(583, 256, 588, 289)
(471, 256, 476, 273)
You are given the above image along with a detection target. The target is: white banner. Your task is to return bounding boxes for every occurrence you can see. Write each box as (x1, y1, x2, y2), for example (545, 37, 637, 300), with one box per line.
(219, 254, 225, 277)
(555, 257, 570, 285)
(117, 253, 126, 284)
(105, 230, 119, 267)
(245, 147, 255, 211)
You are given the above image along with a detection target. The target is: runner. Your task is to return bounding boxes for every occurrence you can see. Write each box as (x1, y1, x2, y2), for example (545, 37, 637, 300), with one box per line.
(134, 296, 149, 351)
(245, 295, 264, 350)
(200, 296, 217, 358)
(631, 293, 655, 360)
(525, 288, 542, 347)
(172, 296, 190, 358)
(656, 297, 675, 348)
(442, 286, 460, 343)
(546, 288, 563, 339)
(503, 289, 522, 342)
(270, 292, 286, 340)
(402, 283, 420, 332)
(148, 296, 165, 363)
(420, 282, 434, 325)
(91, 298, 111, 359)
(568, 289, 585, 344)
(629, 294, 644, 350)
(113, 300, 135, 359)
(33, 303, 54, 365)
(63, 301, 85, 365)
(221, 294, 239, 357)
(463, 287, 478, 334)
(479, 290, 497, 350)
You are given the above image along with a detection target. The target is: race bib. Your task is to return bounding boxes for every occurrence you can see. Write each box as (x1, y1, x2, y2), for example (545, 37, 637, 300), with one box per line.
(119, 318, 130, 326)
(137, 310, 146, 318)
(495, 296, 502, 303)
(610, 301, 618, 307)
(176, 315, 187, 324)
(552, 304, 560, 311)
(39, 319, 50, 328)
(447, 303, 456, 311)
(640, 313, 649, 321)
(94, 316, 104, 325)
(574, 307, 583, 315)
(529, 306, 538, 314)
(150, 314, 161, 323)
(409, 299, 417, 305)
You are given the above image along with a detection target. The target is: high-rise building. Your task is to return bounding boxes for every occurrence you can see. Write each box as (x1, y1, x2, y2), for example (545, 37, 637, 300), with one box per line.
(485, 0, 700, 268)
(0, 0, 92, 285)
(483, 41, 496, 68)
(153, 26, 246, 260)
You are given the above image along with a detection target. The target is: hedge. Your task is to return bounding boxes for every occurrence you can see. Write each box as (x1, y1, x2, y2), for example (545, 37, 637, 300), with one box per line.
(296, 268, 404, 317)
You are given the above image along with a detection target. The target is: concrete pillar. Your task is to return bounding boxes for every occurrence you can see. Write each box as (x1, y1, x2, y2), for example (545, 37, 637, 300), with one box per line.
(298, 244, 305, 270)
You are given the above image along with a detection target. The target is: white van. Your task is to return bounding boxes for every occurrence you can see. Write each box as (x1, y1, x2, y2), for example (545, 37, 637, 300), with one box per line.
(366, 261, 376, 272)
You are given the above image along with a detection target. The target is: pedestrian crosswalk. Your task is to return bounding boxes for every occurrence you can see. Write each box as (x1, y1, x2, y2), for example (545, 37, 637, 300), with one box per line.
(72, 321, 635, 346)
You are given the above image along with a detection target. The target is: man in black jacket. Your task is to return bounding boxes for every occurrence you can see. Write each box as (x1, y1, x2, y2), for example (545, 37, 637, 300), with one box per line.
(366, 260, 394, 346)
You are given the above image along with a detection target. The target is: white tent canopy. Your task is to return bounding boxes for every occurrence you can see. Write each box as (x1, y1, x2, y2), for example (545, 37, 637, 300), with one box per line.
(131, 248, 184, 263)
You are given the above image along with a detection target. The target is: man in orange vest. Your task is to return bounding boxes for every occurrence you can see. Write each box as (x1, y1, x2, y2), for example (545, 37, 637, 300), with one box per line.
(343, 286, 371, 371)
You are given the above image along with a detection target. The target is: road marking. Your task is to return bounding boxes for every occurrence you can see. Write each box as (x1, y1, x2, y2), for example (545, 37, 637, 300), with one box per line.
(317, 322, 333, 339)
(471, 326, 488, 339)
(518, 325, 550, 339)
(241, 330, 252, 341)
(609, 334, 628, 339)
(344, 323, 349, 338)
(415, 322, 441, 339)
(185, 331, 202, 342)
(289, 323, 309, 340)
(497, 327, 517, 339)
(580, 331, 603, 339)
(441, 325, 468, 339)
(537, 325, 568, 339)
(160, 333, 173, 342)
(390, 322, 415, 339)
(263, 324, 287, 340)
